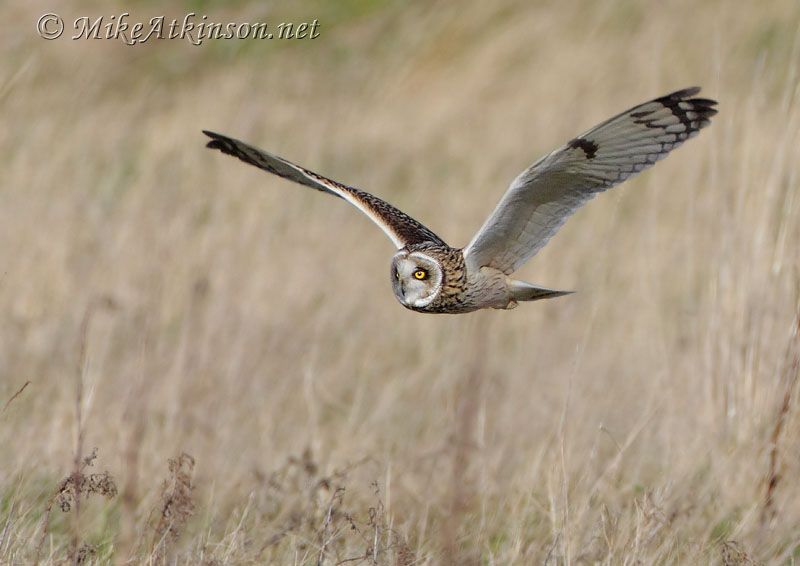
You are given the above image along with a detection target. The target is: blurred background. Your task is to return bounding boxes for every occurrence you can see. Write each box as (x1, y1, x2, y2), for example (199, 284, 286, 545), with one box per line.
(2, 1, 799, 564)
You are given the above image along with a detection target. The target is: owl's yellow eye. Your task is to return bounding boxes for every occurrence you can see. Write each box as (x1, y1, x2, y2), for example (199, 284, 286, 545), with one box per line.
(413, 269, 427, 280)
(395, 270, 399, 279)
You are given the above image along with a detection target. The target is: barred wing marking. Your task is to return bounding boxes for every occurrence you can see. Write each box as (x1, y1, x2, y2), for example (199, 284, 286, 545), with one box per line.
(463, 87, 717, 274)
(203, 131, 446, 249)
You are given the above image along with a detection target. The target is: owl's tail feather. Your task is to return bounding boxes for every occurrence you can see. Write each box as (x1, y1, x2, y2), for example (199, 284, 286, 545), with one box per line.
(508, 279, 573, 303)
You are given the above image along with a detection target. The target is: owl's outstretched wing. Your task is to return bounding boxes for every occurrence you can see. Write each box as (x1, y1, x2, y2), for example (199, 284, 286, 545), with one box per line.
(463, 87, 717, 274)
(203, 131, 446, 249)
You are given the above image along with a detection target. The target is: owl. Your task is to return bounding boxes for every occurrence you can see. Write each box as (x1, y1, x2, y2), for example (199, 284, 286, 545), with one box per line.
(204, 87, 717, 314)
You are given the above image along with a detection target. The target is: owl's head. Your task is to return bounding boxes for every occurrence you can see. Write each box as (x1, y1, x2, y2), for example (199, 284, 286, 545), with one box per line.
(390, 250, 443, 310)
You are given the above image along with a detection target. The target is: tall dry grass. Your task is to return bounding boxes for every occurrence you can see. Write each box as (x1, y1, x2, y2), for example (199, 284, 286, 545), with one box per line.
(2, 0, 799, 564)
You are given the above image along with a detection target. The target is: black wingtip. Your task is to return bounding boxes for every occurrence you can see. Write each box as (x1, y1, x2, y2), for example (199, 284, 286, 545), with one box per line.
(645, 87, 719, 133)
(670, 86, 702, 98)
(664, 86, 718, 108)
(203, 130, 234, 153)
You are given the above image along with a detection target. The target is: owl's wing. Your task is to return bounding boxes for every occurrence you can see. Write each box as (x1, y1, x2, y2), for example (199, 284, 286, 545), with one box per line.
(463, 87, 717, 274)
(204, 131, 446, 249)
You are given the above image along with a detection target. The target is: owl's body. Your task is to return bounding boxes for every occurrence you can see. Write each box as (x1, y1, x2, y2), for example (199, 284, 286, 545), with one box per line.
(204, 88, 717, 314)
(391, 243, 566, 313)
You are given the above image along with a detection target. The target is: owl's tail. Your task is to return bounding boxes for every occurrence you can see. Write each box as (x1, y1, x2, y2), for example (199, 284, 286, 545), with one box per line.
(508, 279, 573, 303)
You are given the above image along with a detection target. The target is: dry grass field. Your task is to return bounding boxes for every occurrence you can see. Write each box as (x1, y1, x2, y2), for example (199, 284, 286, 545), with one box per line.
(2, 1, 800, 564)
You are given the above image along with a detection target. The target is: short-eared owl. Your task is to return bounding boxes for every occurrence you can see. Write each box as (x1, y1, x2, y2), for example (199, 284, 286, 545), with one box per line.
(204, 87, 716, 314)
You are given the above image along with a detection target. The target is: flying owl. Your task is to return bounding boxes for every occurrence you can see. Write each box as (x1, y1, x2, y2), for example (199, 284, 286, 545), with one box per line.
(204, 87, 717, 314)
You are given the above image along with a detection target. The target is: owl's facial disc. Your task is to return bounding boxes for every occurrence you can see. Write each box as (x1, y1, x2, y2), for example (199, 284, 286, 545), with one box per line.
(390, 252, 442, 309)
